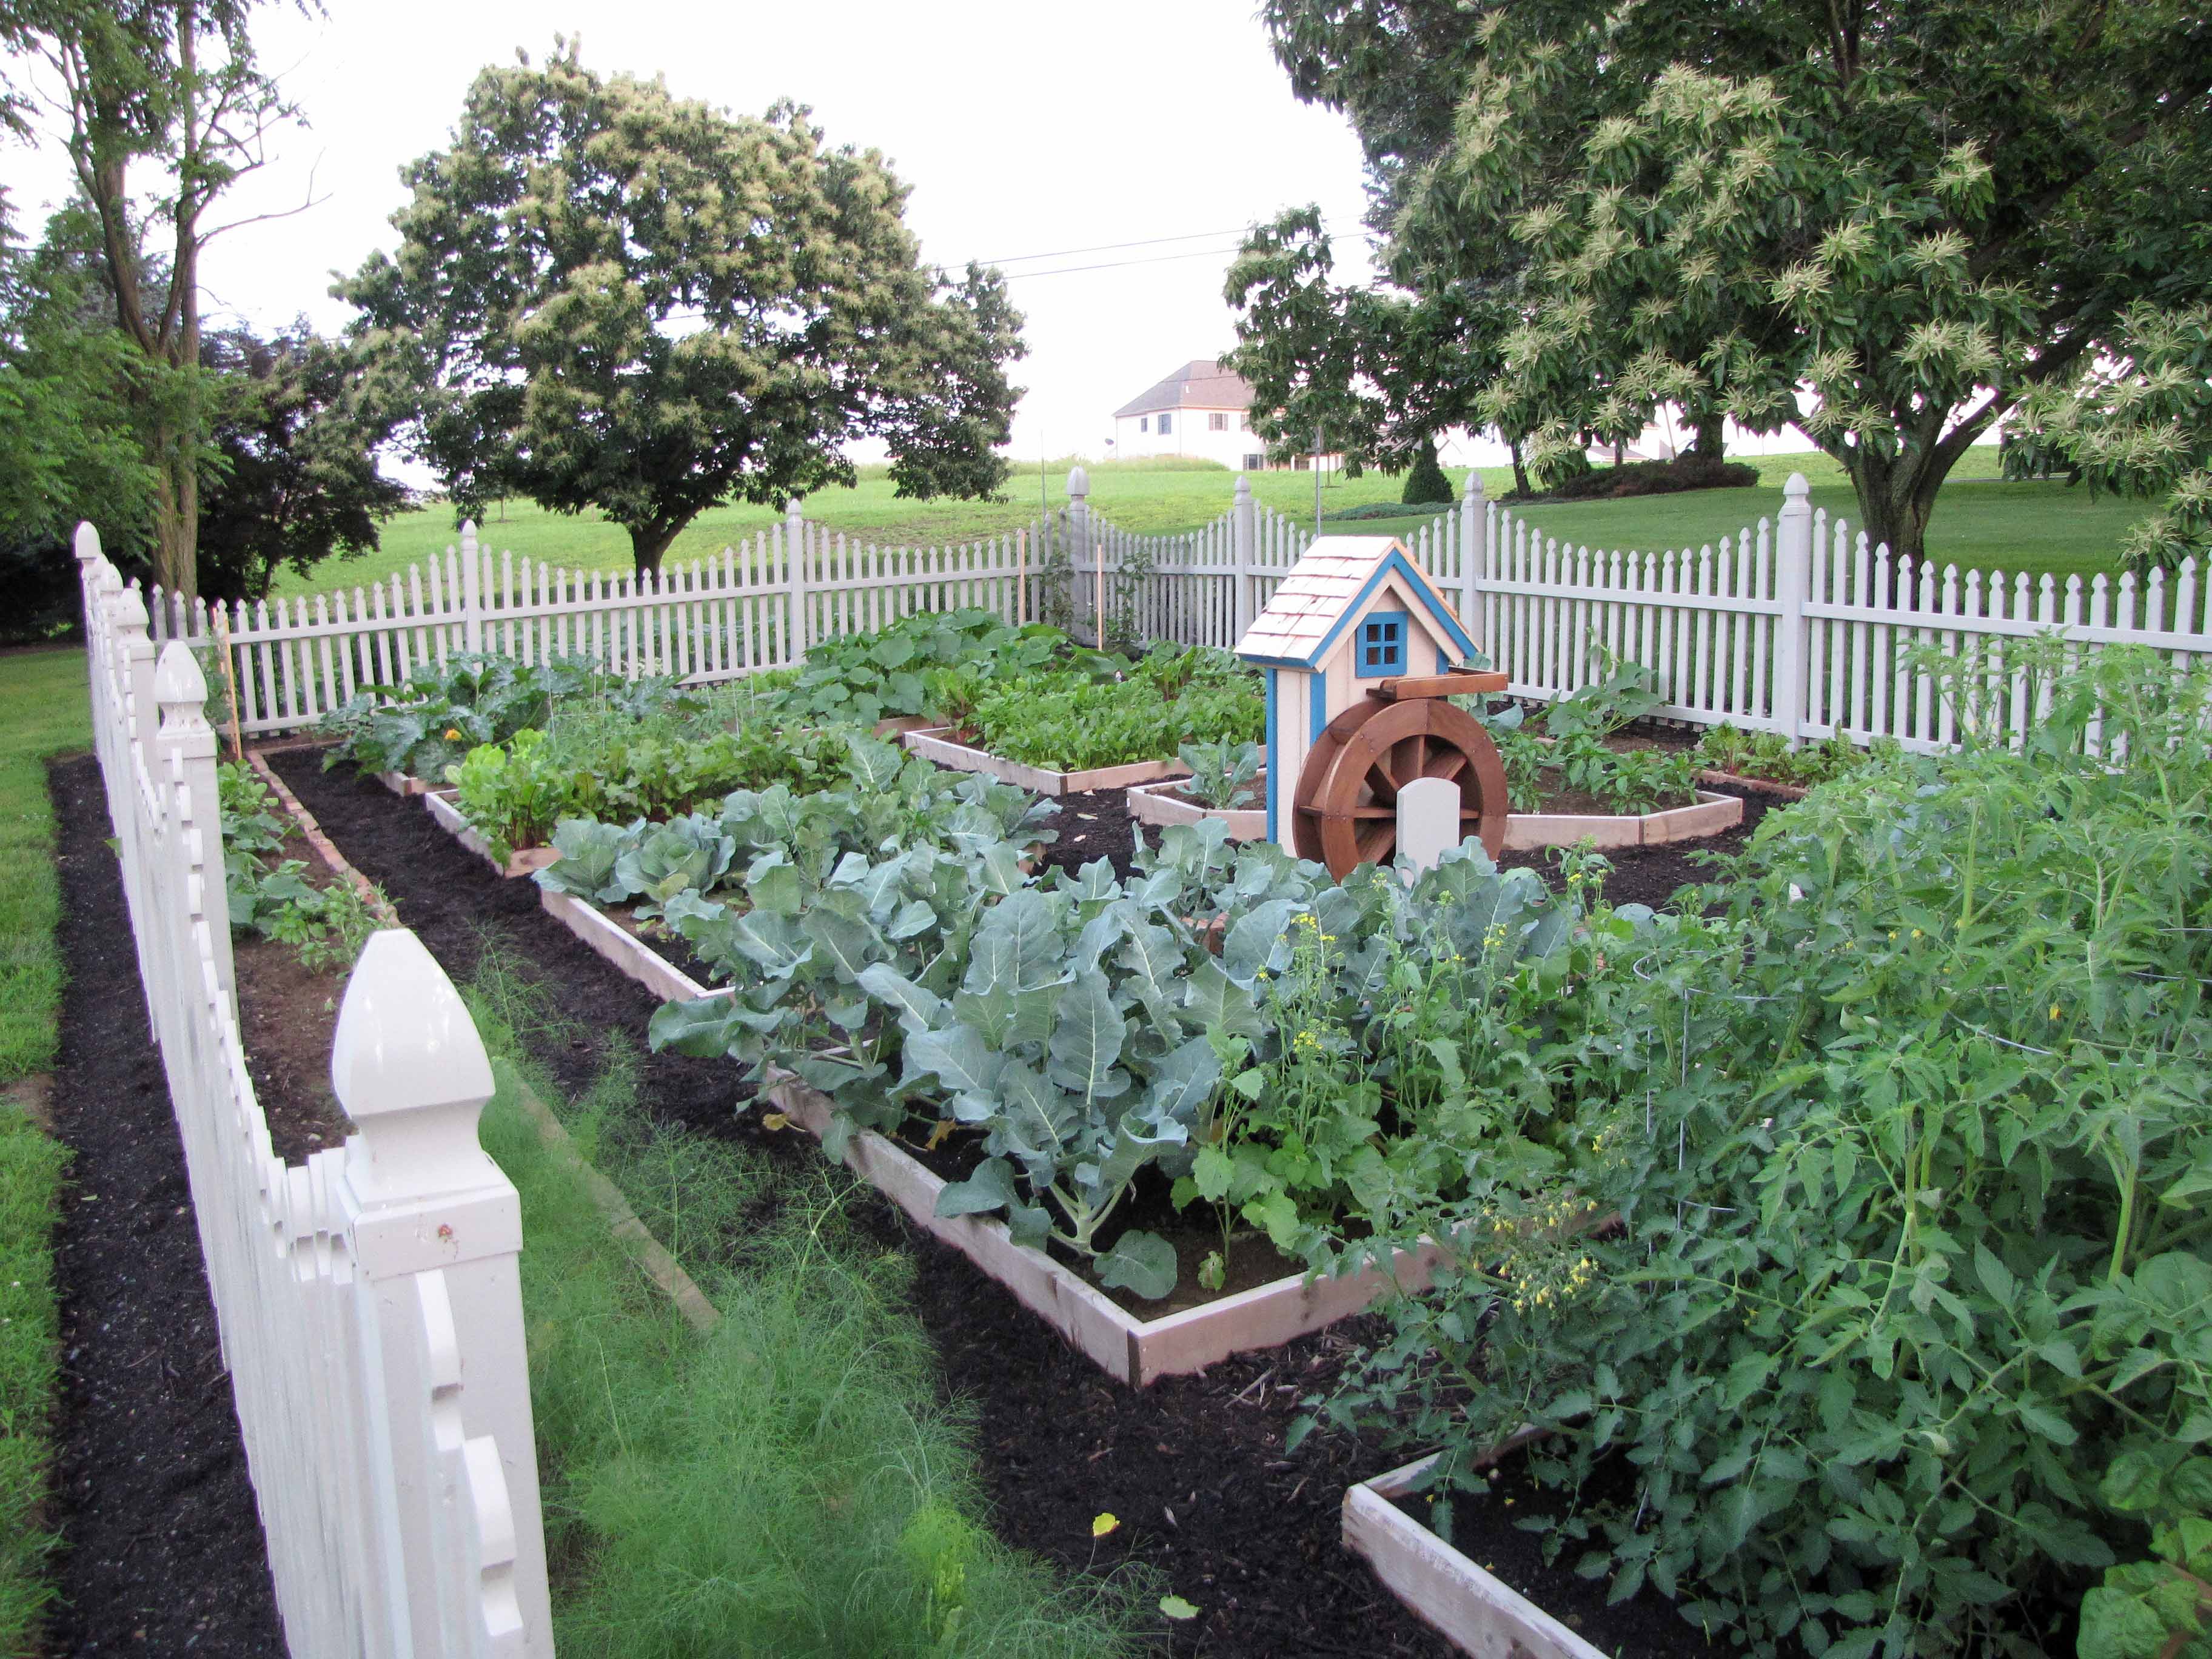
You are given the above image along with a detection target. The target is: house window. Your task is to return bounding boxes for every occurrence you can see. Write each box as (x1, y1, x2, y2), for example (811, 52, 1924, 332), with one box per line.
(1158, 411, 1173, 435)
(1238, 412, 1248, 430)
(1356, 611, 1408, 679)
(1243, 452, 1264, 471)
(1208, 411, 1227, 431)
(1138, 416, 1148, 433)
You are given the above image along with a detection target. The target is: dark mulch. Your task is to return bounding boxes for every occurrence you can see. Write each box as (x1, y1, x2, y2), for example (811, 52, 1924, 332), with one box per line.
(277, 749, 1458, 1659)
(229, 931, 352, 1164)
(43, 754, 284, 1657)
(1034, 785, 1163, 883)
(1500, 780, 1771, 913)
(267, 747, 769, 1142)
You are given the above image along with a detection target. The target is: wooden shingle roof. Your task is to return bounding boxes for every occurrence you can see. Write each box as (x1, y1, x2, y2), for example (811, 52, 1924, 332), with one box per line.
(1235, 537, 1476, 669)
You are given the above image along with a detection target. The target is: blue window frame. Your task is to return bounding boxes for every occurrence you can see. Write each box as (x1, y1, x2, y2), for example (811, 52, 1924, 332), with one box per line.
(1355, 610, 1408, 678)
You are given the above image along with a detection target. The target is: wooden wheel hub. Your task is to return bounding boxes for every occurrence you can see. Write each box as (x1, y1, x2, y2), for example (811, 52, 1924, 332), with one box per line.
(1292, 697, 1507, 876)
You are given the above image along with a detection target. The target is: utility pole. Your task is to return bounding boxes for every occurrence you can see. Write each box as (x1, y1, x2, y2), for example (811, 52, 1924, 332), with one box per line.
(1313, 423, 1324, 537)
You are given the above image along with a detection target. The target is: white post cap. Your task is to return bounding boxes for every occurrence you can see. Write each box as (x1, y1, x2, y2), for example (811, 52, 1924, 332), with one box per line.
(332, 930, 496, 1198)
(1065, 465, 1090, 500)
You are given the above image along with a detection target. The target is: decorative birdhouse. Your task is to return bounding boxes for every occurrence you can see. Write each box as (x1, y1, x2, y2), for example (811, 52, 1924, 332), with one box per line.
(1234, 537, 1508, 874)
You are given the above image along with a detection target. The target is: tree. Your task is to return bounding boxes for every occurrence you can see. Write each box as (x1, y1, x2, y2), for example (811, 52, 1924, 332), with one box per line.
(1275, 0, 2212, 567)
(1, 0, 314, 602)
(194, 321, 409, 603)
(1224, 205, 1527, 490)
(0, 195, 157, 638)
(2009, 304, 2212, 578)
(344, 42, 1025, 578)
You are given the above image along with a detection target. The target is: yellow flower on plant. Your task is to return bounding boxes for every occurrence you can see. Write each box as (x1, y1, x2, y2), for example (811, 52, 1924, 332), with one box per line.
(444, 727, 462, 741)
(2049, 1004, 2061, 1021)
(1092, 1513, 1119, 1539)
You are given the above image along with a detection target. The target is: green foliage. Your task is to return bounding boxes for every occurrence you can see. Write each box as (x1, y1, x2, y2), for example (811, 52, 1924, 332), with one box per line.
(1266, 0, 2212, 564)
(2010, 304, 2212, 578)
(216, 762, 382, 973)
(768, 609, 1111, 730)
(0, 1105, 65, 1652)
(1401, 442, 1452, 506)
(320, 652, 695, 780)
(458, 961, 1153, 1659)
(1319, 643, 2212, 1656)
(1175, 739, 1262, 809)
(2079, 1455, 2212, 1659)
(966, 646, 1263, 772)
(1696, 725, 1886, 789)
(343, 39, 1025, 574)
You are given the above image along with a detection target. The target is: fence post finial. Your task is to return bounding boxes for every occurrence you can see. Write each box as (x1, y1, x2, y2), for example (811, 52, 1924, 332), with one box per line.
(1065, 468, 1095, 643)
(1772, 472, 1815, 748)
(154, 640, 212, 734)
(1232, 474, 1256, 643)
(332, 930, 497, 1203)
(73, 521, 103, 566)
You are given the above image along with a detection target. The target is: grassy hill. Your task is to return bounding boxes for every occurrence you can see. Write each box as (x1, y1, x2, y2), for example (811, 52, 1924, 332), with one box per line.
(271, 448, 2151, 600)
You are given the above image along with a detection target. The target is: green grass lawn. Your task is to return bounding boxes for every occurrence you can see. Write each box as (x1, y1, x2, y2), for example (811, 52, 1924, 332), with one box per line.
(274, 448, 2151, 602)
(0, 643, 88, 1652)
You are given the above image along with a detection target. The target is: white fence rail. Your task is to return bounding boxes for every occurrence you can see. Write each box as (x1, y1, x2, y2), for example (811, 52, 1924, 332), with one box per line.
(139, 471, 2211, 751)
(78, 524, 554, 1658)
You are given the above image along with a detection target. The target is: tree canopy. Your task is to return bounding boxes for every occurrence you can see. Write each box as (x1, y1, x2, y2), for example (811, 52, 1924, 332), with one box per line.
(0, 0, 313, 600)
(1258, 0, 2212, 565)
(344, 42, 1026, 576)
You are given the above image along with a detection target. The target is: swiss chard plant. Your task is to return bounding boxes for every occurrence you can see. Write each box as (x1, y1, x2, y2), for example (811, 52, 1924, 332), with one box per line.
(1176, 737, 1262, 809)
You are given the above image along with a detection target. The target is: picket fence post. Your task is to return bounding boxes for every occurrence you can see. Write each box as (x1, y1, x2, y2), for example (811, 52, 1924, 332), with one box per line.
(1772, 473, 1814, 744)
(332, 928, 549, 1658)
(460, 522, 483, 656)
(154, 642, 237, 1015)
(786, 498, 808, 664)
(1232, 474, 1256, 643)
(1460, 471, 1487, 656)
(1067, 466, 1093, 645)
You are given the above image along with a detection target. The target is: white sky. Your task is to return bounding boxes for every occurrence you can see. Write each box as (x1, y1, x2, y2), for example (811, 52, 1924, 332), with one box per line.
(4, 0, 1384, 467)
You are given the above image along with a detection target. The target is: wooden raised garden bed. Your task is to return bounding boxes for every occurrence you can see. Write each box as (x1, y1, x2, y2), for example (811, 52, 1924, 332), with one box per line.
(421, 788, 561, 880)
(1504, 788, 1741, 851)
(903, 726, 1187, 797)
(374, 769, 436, 799)
(1344, 1443, 1605, 1659)
(515, 870, 1458, 1387)
(1125, 776, 1268, 840)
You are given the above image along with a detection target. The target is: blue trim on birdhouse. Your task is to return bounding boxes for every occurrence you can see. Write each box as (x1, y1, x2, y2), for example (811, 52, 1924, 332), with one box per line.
(1241, 549, 1478, 672)
(1312, 552, 1477, 668)
(1355, 611, 1409, 679)
(1309, 672, 1327, 743)
(1437, 646, 1450, 674)
(1264, 668, 1279, 844)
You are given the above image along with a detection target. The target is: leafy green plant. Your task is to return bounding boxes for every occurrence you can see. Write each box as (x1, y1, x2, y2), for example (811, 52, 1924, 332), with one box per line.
(966, 659, 1264, 772)
(1316, 642, 2212, 1658)
(217, 766, 386, 973)
(1695, 723, 1878, 788)
(2080, 1453, 2212, 1659)
(768, 609, 1114, 729)
(1176, 737, 1262, 809)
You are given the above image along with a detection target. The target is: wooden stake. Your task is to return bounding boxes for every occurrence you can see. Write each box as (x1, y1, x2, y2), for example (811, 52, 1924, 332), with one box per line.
(1014, 526, 1028, 625)
(212, 609, 244, 762)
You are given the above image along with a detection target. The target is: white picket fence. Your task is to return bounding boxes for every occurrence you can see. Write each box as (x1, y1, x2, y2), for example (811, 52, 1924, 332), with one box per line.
(141, 470, 2212, 750)
(78, 524, 554, 1658)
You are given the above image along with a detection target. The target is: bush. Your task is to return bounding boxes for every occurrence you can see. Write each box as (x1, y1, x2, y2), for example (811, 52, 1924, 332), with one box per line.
(1401, 446, 1454, 506)
(1509, 452, 1758, 504)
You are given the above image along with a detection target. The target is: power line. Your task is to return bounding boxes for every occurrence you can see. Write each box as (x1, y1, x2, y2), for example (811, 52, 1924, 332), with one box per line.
(999, 243, 1251, 281)
(937, 209, 1374, 275)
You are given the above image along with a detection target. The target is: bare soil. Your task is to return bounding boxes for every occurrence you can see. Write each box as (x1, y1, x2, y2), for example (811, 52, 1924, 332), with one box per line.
(44, 754, 285, 1657)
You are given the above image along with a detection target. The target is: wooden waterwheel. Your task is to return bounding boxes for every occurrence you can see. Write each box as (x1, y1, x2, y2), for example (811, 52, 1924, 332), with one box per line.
(1292, 695, 1508, 875)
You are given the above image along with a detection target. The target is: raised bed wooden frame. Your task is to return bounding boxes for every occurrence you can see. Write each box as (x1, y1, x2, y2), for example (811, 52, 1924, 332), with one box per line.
(1504, 788, 1741, 851)
(421, 788, 561, 879)
(1125, 775, 1269, 841)
(1344, 1440, 1606, 1659)
(902, 726, 1187, 797)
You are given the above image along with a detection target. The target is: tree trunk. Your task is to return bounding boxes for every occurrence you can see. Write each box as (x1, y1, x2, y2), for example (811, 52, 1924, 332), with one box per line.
(1509, 438, 1531, 498)
(629, 522, 681, 578)
(148, 421, 199, 601)
(1687, 408, 1726, 461)
(1839, 445, 1949, 600)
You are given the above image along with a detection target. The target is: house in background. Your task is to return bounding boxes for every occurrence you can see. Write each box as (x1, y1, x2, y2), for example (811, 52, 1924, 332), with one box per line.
(1109, 359, 1342, 472)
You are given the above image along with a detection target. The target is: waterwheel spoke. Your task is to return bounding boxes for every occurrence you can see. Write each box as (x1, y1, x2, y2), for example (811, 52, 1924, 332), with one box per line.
(1393, 734, 1428, 788)
(1355, 822, 1393, 863)
(1366, 761, 1400, 804)
(1425, 749, 1469, 782)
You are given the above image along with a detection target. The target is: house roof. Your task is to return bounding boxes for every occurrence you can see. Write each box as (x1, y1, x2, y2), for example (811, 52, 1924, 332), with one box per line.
(1112, 359, 1255, 419)
(1235, 537, 1476, 669)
